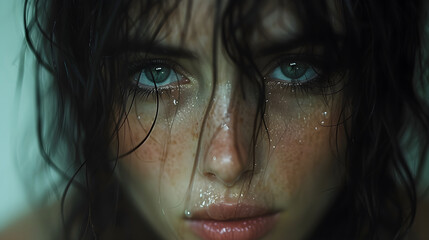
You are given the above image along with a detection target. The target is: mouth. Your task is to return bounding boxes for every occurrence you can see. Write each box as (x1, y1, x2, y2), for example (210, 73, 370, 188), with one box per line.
(186, 203, 279, 240)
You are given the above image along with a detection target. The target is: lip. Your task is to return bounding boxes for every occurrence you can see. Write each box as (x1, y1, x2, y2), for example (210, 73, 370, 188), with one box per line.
(186, 203, 279, 240)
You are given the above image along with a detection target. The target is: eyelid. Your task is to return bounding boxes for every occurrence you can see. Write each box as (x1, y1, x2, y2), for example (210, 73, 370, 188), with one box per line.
(128, 58, 190, 79)
(262, 54, 323, 77)
(127, 58, 196, 96)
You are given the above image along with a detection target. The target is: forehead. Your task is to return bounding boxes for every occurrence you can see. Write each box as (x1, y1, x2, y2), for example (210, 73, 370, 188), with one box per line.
(130, 0, 302, 51)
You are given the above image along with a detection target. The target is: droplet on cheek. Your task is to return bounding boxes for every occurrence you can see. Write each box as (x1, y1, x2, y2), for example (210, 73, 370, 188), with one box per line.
(322, 111, 329, 119)
(318, 111, 329, 128)
(185, 210, 192, 218)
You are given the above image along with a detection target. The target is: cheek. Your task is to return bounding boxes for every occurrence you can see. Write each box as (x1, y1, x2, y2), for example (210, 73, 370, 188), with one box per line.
(113, 90, 205, 199)
(272, 128, 340, 197)
(116, 114, 195, 181)
(264, 89, 345, 199)
(113, 114, 199, 239)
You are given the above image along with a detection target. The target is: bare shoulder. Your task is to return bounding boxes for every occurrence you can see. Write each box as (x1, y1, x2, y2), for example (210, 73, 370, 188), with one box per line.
(0, 203, 62, 240)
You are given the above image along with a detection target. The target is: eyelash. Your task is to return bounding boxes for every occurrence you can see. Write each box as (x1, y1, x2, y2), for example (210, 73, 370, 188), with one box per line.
(263, 55, 331, 94)
(128, 59, 188, 99)
(128, 55, 335, 99)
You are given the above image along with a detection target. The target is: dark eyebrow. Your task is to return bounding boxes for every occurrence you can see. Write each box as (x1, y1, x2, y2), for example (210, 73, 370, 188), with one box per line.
(255, 38, 322, 57)
(110, 40, 198, 59)
(141, 44, 198, 59)
(254, 34, 343, 57)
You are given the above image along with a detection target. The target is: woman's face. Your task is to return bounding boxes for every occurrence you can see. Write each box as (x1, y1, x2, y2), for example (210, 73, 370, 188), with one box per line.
(114, 0, 346, 239)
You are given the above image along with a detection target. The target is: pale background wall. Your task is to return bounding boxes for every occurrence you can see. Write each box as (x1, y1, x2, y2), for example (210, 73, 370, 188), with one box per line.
(0, 0, 34, 230)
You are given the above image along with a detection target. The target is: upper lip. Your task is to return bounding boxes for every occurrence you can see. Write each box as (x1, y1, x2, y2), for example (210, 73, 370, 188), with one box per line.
(187, 202, 277, 221)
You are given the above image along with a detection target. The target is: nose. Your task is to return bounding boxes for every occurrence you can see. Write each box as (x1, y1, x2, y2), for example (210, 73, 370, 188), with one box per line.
(203, 122, 250, 186)
(199, 95, 253, 187)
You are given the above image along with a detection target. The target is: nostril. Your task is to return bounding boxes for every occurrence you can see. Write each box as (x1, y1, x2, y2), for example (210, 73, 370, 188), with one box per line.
(204, 172, 216, 179)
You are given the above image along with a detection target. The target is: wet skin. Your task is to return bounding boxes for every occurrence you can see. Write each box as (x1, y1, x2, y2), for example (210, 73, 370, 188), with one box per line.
(113, 0, 346, 239)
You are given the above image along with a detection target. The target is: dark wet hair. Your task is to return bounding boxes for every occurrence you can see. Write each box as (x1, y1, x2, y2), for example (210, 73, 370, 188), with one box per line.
(23, 0, 429, 239)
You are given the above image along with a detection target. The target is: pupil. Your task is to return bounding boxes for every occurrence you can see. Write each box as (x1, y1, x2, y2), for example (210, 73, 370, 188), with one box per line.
(281, 62, 308, 79)
(144, 66, 171, 83)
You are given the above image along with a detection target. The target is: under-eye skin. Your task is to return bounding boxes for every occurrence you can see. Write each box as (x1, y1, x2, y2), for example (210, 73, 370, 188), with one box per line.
(129, 59, 190, 99)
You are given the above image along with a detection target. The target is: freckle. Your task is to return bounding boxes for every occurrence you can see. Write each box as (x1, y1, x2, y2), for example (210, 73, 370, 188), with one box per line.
(238, 117, 244, 124)
(192, 130, 199, 139)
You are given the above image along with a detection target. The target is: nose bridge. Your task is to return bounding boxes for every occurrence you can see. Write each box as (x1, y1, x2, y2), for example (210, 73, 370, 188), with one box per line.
(199, 81, 253, 186)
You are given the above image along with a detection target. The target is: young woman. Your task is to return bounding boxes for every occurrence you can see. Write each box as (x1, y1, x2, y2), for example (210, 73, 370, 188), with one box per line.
(7, 0, 429, 239)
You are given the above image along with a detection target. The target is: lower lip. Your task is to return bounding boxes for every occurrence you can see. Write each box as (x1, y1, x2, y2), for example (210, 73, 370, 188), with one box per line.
(188, 214, 278, 240)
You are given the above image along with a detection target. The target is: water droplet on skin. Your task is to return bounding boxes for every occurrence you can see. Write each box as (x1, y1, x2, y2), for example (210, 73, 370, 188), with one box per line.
(291, 88, 295, 93)
(322, 111, 328, 119)
(272, 145, 276, 149)
(298, 139, 303, 144)
(321, 121, 325, 125)
(315, 127, 318, 130)
(265, 99, 269, 103)
(173, 99, 178, 105)
(137, 115, 141, 120)
(185, 210, 192, 217)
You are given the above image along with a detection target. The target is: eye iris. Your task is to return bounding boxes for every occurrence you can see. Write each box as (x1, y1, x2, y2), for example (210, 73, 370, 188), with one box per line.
(280, 62, 309, 79)
(144, 66, 171, 83)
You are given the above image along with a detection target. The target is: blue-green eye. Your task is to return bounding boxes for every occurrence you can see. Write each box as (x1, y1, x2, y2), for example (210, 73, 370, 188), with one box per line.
(270, 61, 318, 84)
(135, 65, 181, 87)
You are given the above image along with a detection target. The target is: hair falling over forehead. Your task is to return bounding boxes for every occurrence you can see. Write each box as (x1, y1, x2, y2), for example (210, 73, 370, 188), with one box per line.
(24, 0, 429, 239)
(183, 0, 343, 220)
